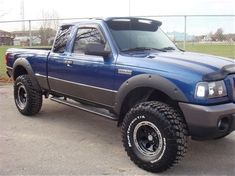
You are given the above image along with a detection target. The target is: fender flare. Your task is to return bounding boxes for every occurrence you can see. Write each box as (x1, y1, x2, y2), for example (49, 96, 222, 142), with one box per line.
(13, 58, 41, 91)
(113, 74, 188, 116)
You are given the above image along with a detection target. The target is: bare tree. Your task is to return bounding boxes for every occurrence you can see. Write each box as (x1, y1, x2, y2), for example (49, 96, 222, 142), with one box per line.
(39, 10, 59, 45)
(41, 10, 59, 30)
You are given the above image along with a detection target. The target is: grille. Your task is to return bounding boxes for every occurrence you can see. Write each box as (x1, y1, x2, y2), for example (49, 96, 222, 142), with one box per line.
(227, 74, 235, 102)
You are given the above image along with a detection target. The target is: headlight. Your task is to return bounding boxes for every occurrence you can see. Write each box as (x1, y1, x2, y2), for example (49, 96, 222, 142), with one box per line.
(195, 80, 227, 99)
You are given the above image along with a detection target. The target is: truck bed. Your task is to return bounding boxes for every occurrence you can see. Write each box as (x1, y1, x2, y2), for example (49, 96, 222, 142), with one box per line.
(6, 48, 51, 84)
(6, 48, 51, 68)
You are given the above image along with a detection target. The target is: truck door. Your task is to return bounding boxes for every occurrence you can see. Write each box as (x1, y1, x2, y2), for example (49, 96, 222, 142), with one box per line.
(48, 24, 116, 107)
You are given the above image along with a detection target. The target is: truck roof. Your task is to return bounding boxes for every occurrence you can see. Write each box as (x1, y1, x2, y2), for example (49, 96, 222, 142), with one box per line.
(60, 17, 162, 27)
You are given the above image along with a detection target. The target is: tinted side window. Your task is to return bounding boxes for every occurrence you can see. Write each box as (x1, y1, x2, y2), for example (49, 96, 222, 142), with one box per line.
(53, 25, 72, 53)
(73, 27, 104, 54)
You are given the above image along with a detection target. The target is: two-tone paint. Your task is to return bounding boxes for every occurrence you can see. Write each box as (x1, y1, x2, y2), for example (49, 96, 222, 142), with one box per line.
(6, 18, 235, 115)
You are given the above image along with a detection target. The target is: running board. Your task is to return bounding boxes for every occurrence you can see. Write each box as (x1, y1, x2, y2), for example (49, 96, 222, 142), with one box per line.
(50, 97, 118, 121)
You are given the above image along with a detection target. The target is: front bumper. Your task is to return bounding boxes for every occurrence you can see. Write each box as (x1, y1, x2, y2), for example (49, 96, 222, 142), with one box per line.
(179, 102, 235, 140)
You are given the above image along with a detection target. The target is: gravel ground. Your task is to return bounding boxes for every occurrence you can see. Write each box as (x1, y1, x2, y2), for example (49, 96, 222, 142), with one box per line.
(0, 85, 235, 175)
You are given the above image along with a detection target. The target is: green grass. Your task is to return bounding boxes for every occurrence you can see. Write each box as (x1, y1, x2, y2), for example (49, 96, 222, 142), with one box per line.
(0, 43, 234, 78)
(0, 46, 9, 77)
(183, 43, 235, 59)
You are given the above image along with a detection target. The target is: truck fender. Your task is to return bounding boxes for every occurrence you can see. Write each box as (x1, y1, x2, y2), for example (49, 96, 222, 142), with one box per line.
(114, 74, 188, 116)
(13, 58, 41, 91)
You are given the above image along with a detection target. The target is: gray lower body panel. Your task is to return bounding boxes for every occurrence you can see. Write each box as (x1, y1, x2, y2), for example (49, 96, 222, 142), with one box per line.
(48, 76, 117, 108)
(35, 74, 49, 90)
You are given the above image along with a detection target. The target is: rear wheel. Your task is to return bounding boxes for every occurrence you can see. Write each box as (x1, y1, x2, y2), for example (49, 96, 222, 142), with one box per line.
(14, 75, 42, 116)
(121, 101, 188, 173)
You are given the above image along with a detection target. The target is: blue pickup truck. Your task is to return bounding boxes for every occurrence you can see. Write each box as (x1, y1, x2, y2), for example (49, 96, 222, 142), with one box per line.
(5, 17, 235, 173)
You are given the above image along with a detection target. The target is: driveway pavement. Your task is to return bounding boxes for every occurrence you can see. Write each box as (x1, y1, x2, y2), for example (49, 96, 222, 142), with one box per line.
(0, 85, 234, 175)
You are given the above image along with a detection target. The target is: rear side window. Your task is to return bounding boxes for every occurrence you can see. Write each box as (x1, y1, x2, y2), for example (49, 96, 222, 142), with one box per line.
(53, 25, 72, 53)
(73, 27, 105, 54)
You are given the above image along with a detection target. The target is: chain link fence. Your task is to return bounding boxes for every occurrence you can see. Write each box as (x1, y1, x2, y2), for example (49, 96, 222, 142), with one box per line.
(1, 15, 235, 83)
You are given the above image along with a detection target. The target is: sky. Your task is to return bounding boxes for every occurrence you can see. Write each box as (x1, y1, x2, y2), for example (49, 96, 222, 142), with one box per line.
(0, 0, 234, 35)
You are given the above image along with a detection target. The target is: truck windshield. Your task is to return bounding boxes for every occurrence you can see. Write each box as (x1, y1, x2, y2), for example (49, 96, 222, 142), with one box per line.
(106, 18, 177, 52)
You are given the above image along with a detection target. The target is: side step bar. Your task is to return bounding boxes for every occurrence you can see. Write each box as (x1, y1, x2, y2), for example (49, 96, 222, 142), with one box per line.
(50, 97, 118, 121)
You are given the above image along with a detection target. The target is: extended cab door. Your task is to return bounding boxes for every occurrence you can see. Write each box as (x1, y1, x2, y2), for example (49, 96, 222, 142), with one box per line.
(48, 24, 117, 107)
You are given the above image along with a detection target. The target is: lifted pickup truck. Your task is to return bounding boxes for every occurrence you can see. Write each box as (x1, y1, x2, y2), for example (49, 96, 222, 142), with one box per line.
(5, 17, 235, 173)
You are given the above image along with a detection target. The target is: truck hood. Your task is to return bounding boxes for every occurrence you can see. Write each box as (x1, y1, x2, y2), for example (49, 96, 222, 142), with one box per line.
(152, 51, 234, 73)
(123, 51, 235, 79)
(120, 51, 235, 82)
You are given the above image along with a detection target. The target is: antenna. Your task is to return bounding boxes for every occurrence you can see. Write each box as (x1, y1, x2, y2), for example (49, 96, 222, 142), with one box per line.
(20, 0, 25, 31)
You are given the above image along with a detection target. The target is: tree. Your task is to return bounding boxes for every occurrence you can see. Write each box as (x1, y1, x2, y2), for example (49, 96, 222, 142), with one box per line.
(213, 28, 225, 41)
(39, 10, 59, 45)
(39, 27, 56, 45)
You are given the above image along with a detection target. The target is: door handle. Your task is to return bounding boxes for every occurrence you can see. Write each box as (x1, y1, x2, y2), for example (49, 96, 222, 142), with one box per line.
(65, 60, 73, 66)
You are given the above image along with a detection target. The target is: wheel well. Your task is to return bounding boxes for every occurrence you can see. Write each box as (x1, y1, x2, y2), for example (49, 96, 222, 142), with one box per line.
(14, 66, 28, 80)
(118, 87, 180, 125)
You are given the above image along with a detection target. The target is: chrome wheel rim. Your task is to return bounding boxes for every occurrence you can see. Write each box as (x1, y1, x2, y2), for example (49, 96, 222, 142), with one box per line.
(133, 121, 163, 157)
(16, 83, 27, 110)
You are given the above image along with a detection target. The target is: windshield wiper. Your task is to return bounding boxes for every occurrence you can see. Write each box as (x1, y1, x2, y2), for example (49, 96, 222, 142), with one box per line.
(121, 47, 166, 52)
(160, 46, 176, 51)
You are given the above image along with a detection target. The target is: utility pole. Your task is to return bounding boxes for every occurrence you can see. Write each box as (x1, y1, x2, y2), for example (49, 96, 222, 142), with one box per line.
(21, 0, 25, 31)
(184, 16, 187, 50)
(129, 0, 131, 16)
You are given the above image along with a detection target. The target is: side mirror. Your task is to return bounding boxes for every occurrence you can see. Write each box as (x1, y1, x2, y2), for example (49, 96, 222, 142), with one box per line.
(85, 43, 111, 58)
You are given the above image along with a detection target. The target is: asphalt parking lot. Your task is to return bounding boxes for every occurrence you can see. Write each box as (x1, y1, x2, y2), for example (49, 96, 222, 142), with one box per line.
(0, 84, 235, 175)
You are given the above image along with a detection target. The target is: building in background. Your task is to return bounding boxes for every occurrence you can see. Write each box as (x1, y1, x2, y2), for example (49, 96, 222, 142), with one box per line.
(167, 31, 194, 42)
(12, 29, 56, 46)
(13, 36, 41, 46)
(0, 30, 15, 45)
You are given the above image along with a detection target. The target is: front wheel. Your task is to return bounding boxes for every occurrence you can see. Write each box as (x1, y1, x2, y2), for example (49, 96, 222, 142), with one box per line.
(14, 75, 42, 116)
(121, 101, 188, 173)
